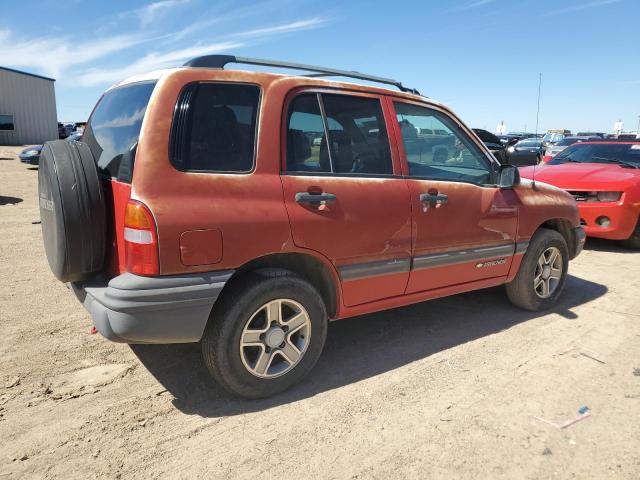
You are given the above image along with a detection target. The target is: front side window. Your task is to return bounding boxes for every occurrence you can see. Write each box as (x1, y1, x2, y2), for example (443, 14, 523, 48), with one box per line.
(84, 82, 156, 182)
(286, 93, 393, 175)
(173, 83, 260, 173)
(394, 102, 493, 185)
(0, 114, 15, 131)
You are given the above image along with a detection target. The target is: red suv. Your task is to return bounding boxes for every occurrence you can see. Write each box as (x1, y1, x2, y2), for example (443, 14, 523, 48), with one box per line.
(38, 55, 585, 398)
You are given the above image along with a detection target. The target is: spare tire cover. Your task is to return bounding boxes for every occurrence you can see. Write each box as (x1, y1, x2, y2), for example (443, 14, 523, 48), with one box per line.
(38, 140, 106, 282)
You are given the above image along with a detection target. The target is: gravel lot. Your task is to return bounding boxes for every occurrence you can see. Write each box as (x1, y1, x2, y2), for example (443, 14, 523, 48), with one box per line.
(1, 145, 639, 479)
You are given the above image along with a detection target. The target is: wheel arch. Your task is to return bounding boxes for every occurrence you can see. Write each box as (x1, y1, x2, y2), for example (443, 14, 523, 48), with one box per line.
(538, 218, 579, 259)
(219, 252, 340, 318)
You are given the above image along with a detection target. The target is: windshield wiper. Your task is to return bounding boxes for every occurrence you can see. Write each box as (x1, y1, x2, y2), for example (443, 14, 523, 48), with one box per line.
(592, 156, 639, 169)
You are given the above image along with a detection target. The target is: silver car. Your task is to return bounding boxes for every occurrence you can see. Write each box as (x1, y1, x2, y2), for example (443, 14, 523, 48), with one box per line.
(544, 136, 599, 159)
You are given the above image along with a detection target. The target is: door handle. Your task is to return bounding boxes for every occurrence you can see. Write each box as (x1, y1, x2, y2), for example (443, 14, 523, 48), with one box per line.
(420, 193, 448, 205)
(295, 192, 337, 206)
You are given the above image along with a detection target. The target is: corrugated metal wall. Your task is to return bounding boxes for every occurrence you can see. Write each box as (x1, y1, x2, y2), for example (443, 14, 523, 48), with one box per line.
(0, 69, 58, 146)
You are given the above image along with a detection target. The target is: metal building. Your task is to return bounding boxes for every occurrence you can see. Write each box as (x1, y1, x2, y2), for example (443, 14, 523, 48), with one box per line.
(0, 67, 58, 146)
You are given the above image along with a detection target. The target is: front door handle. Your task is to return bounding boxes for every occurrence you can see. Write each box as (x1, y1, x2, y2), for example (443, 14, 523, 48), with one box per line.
(420, 193, 448, 205)
(295, 192, 337, 206)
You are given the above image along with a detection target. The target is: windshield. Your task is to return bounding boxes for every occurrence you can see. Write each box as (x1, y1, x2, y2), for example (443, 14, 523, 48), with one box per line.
(543, 133, 563, 142)
(550, 143, 640, 167)
(83, 81, 156, 183)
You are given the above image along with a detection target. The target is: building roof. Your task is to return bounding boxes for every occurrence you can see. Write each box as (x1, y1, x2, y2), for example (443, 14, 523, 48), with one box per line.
(0, 66, 55, 82)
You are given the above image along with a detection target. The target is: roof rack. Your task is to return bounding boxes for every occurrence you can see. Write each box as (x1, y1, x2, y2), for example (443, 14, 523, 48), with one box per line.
(183, 55, 421, 95)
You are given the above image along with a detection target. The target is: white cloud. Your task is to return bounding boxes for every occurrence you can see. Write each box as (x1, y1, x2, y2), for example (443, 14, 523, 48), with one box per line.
(0, 30, 148, 79)
(76, 17, 327, 86)
(134, 0, 192, 27)
(234, 17, 326, 38)
(1, 14, 329, 88)
(76, 41, 245, 86)
(455, 0, 497, 11)
(542, 0, 622, 17)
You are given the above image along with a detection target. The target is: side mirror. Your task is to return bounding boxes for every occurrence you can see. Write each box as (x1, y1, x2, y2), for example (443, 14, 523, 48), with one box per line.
(499, 164, 520, 189)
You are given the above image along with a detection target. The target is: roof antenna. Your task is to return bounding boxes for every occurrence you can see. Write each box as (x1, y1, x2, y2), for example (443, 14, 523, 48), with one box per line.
(533, 72, 542, 189)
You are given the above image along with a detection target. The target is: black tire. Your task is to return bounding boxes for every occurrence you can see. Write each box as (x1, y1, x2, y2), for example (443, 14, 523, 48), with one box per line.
(38, 140, 106, 282)
(202, 270, 328, 399)
(622, 217, 640, 249)
(506, 228, 569, 311)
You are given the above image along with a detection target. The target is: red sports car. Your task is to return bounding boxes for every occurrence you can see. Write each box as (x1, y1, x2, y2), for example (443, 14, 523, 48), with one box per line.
(520, 141, 640, 248)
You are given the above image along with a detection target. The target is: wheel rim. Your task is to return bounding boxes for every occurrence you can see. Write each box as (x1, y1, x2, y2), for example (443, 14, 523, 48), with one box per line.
(534, 247, 563, 298)
(239, 299, 311, 379)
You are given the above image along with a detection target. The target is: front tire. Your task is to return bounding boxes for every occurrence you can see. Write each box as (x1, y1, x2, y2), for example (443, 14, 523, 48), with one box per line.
(202, 270, 328, 399)
(506, 228, 569, 311)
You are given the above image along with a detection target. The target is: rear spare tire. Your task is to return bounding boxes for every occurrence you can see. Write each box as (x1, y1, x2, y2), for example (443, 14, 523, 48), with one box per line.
(38, 140, 106, 282)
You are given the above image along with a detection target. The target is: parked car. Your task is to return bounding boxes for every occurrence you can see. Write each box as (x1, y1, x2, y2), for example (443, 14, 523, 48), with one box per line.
(617, 133, 640, 140)
(473, 128, 507, 163)
(18, 145, 43, 164)
(506, 138, 544, 166)
(58, 122, 75, 139)
(19, 132, 82, 165)
(542, 136, 599, 163)
(541, 131, 567, 151)
(520, 141, 640, 248)
(37, 55, 585, 398)
(576, 131, 605, 139)
(501, 132, 535, 147)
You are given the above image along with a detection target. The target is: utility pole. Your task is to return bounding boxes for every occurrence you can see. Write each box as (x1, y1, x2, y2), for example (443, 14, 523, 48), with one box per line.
(535, 73, 542, 137)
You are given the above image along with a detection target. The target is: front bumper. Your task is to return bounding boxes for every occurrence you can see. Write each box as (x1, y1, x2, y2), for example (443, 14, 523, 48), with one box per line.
(71, 270, 234, 344)
(19, 154, 39, 164)
(577, 201, 639, 240)
(573, 226, 586, 258)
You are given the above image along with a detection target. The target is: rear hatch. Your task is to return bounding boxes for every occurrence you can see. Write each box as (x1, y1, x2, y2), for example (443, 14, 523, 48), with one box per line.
(82, 81, 157, 277)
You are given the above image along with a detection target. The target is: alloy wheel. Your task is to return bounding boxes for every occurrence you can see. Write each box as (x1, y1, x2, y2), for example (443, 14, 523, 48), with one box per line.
(239, 299, 311, 378)
(534, 247, 563, 298)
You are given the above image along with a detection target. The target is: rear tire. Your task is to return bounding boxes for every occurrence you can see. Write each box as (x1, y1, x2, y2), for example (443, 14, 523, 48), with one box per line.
(201, 270, 328, 399)
(506, 228, 569, 311)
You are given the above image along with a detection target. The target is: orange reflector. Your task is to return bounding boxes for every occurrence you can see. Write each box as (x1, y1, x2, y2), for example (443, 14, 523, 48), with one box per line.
(125, 201, 153, 229)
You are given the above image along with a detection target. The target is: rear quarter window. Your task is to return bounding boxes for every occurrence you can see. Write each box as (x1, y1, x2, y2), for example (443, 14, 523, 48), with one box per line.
(170, 83, 260, 173)
(84, 82, 156, 183)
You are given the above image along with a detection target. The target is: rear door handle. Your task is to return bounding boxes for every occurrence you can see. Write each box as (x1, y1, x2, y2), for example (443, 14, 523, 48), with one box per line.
(420, 193, 448, 205)
(295, 192, 337, 205)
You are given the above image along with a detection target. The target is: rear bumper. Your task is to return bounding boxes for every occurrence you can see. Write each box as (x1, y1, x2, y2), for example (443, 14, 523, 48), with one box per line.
(577, 201, 639, 240)
(71, 270, 234, 344)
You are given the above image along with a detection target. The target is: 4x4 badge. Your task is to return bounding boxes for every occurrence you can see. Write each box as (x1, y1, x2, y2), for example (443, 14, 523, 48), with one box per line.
(476, 259, 506, 268)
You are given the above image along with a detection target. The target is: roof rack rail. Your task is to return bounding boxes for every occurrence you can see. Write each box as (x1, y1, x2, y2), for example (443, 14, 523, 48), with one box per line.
(183, 55, 421, 95)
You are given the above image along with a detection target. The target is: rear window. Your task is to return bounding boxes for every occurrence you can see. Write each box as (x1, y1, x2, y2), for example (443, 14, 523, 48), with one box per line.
(84, 82, 156, 183)
(171, 83, 260, 173)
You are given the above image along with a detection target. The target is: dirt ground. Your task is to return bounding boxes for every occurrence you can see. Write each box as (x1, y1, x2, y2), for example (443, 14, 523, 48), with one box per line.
(1, 145, 639, 479)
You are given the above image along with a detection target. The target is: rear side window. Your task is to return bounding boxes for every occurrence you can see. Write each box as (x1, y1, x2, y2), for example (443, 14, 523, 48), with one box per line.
(286, 93, 393, 175)
(84, 82, 156, 183)
(171, 83, 260, 173)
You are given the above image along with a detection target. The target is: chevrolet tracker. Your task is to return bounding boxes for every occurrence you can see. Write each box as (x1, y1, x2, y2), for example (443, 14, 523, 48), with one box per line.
(38, 55, 585, 398)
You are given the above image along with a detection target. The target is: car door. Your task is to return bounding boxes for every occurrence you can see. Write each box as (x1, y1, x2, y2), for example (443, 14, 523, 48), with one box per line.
(389, 99, 518, 294)
(280, 91, 412, 307)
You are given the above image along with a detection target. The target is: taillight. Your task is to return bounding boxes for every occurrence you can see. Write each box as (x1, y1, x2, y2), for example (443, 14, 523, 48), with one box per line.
(124, 200, 158, 275)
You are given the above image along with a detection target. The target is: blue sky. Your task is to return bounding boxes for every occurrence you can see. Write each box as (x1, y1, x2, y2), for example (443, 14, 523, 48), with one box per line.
(1, 0, 639, 133)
